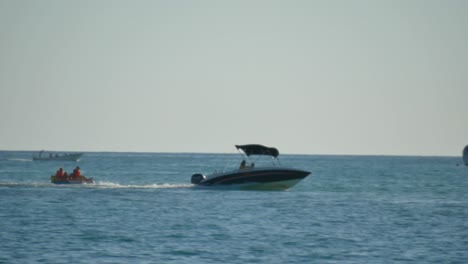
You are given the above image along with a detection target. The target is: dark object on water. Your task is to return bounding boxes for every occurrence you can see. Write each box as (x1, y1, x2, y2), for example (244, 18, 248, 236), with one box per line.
(191, 173, 206, 184)
(463, 145, 468, 166)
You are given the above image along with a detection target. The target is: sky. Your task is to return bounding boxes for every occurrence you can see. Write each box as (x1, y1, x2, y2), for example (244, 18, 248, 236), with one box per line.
(0, 0, 467, 156)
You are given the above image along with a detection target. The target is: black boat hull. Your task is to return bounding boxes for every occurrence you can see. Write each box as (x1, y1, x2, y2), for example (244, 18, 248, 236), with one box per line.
(195, 168, 310, 190)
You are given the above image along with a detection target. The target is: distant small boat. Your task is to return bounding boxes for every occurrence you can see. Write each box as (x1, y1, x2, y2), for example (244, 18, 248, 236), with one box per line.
(33, 150, 83, 162)
(463, 145, 468, 166)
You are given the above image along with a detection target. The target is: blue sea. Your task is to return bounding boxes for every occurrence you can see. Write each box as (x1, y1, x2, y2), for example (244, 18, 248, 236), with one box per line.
(0, 151, 467, 263)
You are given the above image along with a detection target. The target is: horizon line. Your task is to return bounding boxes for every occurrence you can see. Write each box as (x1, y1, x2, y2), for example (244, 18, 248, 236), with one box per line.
(0, 149, 460, 158)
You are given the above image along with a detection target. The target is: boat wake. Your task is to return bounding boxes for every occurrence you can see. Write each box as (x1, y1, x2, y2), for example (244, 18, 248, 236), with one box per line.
(4, 158, 33, 162)
(92, 181, 193, 189)
(0, 182, 51, 188)
(0, 181, 193, 189)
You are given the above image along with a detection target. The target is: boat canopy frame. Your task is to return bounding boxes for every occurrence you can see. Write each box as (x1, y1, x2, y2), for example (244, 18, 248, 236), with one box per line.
(235, 144, 281, 166)
(235, 144, 279, 157)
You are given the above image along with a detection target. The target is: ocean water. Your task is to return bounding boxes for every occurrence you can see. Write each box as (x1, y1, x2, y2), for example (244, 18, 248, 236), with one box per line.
(0, 151, 467, 263)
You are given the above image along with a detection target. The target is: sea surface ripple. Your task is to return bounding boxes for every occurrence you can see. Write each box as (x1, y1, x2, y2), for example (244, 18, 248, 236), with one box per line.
(0, 151, 467, 263)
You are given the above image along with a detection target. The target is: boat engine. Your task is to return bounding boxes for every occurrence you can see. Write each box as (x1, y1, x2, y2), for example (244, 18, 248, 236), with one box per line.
(191, 173, 206, 184)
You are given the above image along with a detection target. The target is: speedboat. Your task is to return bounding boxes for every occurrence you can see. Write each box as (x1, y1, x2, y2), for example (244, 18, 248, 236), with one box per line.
(191, 144, 311, 190)
(33, 150, 83, 162)
(51, 175, 94, 184)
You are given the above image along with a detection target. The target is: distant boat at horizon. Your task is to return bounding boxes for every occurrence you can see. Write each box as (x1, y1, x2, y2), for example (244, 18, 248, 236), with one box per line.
(463, 145, 468, 166)
(33, 150, 83, 162)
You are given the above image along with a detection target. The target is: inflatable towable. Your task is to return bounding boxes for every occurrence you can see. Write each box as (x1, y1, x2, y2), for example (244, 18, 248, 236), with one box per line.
(51, 175, 94, 184)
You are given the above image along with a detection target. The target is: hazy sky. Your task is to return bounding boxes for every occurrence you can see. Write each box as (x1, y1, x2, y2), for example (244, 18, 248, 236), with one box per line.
(1, 0, 467, 156)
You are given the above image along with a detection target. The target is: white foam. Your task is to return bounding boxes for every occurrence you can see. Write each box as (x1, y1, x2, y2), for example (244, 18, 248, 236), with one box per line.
(0, 182, 51, 187)
(6, 158, 32, 162)
(92, 181, 193, 189)
(0, 181, 193, 189)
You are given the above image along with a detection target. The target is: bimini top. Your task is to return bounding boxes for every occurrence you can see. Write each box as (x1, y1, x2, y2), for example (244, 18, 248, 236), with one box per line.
(235, 144, 279, 158)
